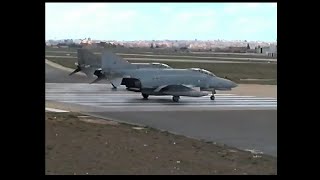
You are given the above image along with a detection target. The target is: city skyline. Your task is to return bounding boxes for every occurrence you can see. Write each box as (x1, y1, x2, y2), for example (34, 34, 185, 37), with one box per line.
(46, 3, 277, 42)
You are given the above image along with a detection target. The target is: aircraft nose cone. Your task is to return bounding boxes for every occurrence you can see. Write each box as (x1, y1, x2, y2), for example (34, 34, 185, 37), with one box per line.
(222, 79, 237, 89)
(230, 80, 238, 88)
(208, 77, 237, 89)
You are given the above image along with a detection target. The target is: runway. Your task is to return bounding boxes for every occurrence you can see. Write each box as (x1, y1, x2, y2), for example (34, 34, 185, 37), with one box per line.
(90, 111, 277, 157)
(45, 83, 277, 156)
(46, 83, 277, 111)
(45, 61, 277, 157)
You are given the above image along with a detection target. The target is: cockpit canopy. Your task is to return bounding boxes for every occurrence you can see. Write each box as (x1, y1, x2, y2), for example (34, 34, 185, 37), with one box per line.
(151, 63, 172, 68)
(189, 68, 216, 76)
(135, 63, 172, 69)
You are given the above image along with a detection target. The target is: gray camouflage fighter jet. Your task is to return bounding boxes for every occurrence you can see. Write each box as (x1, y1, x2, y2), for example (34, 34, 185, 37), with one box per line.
(69, 49, 172, 88)
(91, 50, 238, 102)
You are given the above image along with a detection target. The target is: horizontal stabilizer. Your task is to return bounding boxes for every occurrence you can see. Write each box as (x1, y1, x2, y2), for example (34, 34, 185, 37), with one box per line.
(90, 76, 104, 84)
(69, 66, 81, 76)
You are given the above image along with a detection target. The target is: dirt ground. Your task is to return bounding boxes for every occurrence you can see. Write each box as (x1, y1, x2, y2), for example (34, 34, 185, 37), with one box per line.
(45, 112, 277, 175)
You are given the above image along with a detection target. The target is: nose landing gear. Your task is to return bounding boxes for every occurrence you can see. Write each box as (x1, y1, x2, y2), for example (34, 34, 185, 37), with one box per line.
(210, 89, 216, 101)
(142, 93, 149, 99)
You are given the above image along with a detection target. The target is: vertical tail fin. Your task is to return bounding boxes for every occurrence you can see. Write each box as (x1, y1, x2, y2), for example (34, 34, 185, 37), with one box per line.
(90, 50, 133, 86)
(77, 48, 101, 67)
(69, 48, 101, 76)
(101, 50, 134, 70)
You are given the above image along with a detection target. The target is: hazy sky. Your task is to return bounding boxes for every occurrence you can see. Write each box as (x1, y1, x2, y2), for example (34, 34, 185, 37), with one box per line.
(45, 3, 277, 41)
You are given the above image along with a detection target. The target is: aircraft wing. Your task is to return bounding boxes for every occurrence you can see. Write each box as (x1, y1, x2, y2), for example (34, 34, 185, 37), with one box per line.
(155, 84, 209, 97)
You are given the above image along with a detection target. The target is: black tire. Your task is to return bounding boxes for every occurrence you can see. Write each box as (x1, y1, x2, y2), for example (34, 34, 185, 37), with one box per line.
(142, 93, 149, 99)
(210, 95, 215, 100)
(172, 96, 180, 102)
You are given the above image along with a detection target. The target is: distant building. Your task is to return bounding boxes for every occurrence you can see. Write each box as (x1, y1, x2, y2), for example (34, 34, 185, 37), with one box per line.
(97, 41, 107, 48)
(64, 39, 74, 45)
(255, 44, 277, 57)
(80, 38, 92, 46)
(46, 40, 59, 46)
(73, 39, 82, 44)
(269, 44, 277, 53)
(255, 46, 268, 54)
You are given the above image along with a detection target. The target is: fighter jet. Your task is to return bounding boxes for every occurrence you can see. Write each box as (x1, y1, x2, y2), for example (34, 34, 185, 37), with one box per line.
(91, 50, 238, 102)
(69, 49, 172, 88)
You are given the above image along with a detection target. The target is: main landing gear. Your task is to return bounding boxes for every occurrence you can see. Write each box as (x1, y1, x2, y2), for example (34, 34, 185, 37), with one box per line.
(111, 83, 117, 89)
(172, 96, 180, 102)
(142, 94, 180, 102)
(210, 89, 216, 101)
(142, 93, 149, 99)
(109, 81, 117, 90)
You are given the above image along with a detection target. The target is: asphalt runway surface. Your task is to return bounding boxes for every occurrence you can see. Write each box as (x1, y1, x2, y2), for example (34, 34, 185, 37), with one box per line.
(45, 61, 277, 156)
(46, 83, 277, 111)
(90, 111, 277, 157)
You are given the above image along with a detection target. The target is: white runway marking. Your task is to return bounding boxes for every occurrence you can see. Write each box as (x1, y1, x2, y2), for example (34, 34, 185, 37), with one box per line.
(46, 83, 277, 111)
(45, 107, 69, 112)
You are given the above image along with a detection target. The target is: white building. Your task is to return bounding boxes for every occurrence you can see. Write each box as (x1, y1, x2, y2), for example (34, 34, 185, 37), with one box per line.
(255, 44, 277, 57)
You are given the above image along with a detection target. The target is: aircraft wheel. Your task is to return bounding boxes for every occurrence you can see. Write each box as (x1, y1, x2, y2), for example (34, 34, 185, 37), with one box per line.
(142, 93, 149, 99)
(172, 96, 180, 102)
(210, 95, 215, 100)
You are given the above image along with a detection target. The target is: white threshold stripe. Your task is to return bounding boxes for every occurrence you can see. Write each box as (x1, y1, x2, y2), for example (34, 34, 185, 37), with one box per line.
(45, 107, 69, 112)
